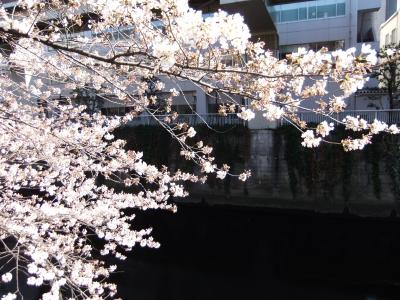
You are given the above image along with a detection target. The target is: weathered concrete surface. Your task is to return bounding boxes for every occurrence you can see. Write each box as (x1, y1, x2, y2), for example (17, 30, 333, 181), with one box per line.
(115, 126, 400, 216)
(186, 129, 400, 216)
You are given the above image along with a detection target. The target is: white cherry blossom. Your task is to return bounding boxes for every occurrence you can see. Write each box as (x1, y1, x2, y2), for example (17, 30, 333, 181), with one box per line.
(1, 272, 12, 283)
(316, 121, 334, 137)
(237, 108, 255, 121)
(301, 130, 322, 148)
(0, 0, 396, 299)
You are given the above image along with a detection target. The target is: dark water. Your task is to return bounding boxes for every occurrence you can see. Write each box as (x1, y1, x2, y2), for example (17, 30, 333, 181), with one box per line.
(108, 203, 400, 300)
(15, 203, 400, 299)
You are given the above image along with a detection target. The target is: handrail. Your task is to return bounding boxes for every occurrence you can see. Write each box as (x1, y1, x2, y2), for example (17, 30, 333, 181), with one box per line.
(125, 113, 245, 127)
(281, 110, 400, 126)
(308, 109, 400, 113)
(120, 110, 400, 127)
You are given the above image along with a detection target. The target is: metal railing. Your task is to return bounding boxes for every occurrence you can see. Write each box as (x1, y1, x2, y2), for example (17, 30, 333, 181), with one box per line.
(280, 110, 400, 125)
(125, 113, 245, 127)
(122, 110, 400, 128)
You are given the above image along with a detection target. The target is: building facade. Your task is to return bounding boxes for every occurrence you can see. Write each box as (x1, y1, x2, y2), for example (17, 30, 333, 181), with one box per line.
(100, 0, 279, 119)
(267, 0, 400, 112)
(4, 0, 398, 126)
(380, 0, 400, 47)
(269, 0, 386, 56)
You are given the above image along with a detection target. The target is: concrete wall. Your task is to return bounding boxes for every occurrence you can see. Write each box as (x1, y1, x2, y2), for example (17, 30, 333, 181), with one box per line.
(277, 14, 352, 48)
(185, 128, 400, 216)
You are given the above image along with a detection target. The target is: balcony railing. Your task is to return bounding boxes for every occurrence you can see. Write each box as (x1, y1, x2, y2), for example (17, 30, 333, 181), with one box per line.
(280, 110, 400, 126)
(125, 113, 245, 127)
(123, 110, 400, 128)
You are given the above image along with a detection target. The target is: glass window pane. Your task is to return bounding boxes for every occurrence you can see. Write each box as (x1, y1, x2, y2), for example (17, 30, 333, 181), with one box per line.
(172, 105, 196, 114)
(334, 40, 345, 50)
(317, 4, 336, 18)
(270, 11, 280, 23)
(308, 6, 316, 19)
(281, 9, 299, 22)
(299, 7, 307, 20)
(337, 3, 345, 15)
(280, 43, 309, 53)
(315, 41, 331, 51)
(387, 0, 397, 18)
(315, 40, 343, 51)
(270, 1, 346, 23)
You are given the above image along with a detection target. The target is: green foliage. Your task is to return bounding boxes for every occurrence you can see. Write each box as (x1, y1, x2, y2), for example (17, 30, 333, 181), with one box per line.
(382, 135, 400, 204)
(278, 125, 390, 202)
(279, 125, 400, 203)
(364, 135, 383, 200)
(375, 44, 400, 108)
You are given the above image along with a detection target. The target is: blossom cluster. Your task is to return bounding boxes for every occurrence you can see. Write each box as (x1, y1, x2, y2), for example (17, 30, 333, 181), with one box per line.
(0, 101, 203, 298)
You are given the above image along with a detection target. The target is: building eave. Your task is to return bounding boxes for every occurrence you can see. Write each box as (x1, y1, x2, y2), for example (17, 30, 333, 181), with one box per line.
(380, 10, 399, 30)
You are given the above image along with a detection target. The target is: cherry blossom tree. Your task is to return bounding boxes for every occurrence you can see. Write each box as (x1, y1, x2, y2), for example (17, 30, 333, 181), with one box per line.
(0, 0, 398, 299)
(376, 44, 400, 109)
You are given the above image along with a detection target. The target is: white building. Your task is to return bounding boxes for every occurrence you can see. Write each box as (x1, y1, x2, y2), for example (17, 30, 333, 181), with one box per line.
(267, 0, 398, 112)
(269, 0, 386, 56)
(4, 0, 399, 127)
(99, 0, 279, 123)
(380, 0, 400, 47)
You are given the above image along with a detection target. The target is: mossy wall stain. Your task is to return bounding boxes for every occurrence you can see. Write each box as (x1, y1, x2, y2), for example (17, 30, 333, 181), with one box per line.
(113, 125, 400, 215)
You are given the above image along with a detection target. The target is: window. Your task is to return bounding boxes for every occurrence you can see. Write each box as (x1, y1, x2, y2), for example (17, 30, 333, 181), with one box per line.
(279, 40, 344, 59)
(308, 6, 317, 19)
(314, 40, 344, 51)
(299, 7, 307, 20)
(206, 93, 239, 114)
(386, 0, 397, 19)
(337, 3, 345, 15)
(391, 29, 397, 44)
(317, 4, 337, 18)
(171, 104, 196, 114)
(207, 93, 219, 114)
(101, 107, 130, 116)
(357, 10, 377, 43)
(171, 91, 197, 114)
(270, 11, 280, 23)
(385, 34, 390, 45)
(220, 53, 245, 67)
(281, 9, 299, 22)
(270, 0, 346, 24)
